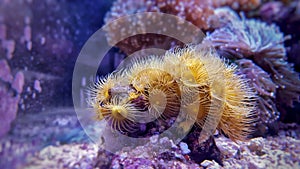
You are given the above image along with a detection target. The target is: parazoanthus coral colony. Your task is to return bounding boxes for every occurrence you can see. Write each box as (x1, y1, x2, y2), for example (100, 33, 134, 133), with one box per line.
(88, 46, 257, 142)
(103, 1, 300, 136)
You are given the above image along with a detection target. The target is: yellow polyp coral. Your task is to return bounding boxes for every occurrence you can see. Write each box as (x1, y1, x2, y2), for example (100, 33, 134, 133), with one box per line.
(99, 96, 143, 132)
(88, 45, 257, 141)
(88, 75, 117, 104)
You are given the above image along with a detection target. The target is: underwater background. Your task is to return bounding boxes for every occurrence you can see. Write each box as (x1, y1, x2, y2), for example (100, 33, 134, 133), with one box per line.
(0, 0, 300, 168)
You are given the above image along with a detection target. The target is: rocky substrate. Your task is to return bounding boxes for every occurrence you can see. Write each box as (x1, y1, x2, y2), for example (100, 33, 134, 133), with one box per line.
(0, 109, 89, 169)
(21, 123, 300, 169)
(1, 108, 299, 169)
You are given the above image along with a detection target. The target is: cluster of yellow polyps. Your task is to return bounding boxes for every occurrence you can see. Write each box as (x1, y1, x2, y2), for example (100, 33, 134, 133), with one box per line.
(88, 45, 257, 141)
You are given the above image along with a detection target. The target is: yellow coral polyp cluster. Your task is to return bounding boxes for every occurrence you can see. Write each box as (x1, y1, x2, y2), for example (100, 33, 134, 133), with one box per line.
(88, 45, 256, 141)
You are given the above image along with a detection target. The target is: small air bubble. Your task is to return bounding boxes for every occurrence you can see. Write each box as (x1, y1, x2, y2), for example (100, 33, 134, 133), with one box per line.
(81, 77, 86, 86)
(24, 16, 30, 25)
(26, 41, 32, 51)
(34, 80, 42, 93)
(21, 104, 25, 110)
(40, 37, 46, 45)
(26, 87, 31, 92)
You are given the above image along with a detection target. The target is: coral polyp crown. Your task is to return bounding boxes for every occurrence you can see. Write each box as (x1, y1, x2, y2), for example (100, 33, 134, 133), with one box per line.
(88, 45, 257, 141)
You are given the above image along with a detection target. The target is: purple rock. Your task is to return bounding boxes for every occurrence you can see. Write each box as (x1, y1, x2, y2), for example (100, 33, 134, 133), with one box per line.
(12, 71, 24, 94)
(0, 24, 7, 40)
(33, 80, 42, 93)
(0, 58, 24, 138)
(0, 82, 20, 138)
(0, 59, 13, 83)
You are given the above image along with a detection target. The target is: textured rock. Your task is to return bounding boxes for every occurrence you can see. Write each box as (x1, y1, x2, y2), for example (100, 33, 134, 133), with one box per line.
(110, 136, 200, 169)
(1, 122, 299, 168)
(25, 143, 101, 169)
(0, 109, 89, 169)
(211, 125, 300, 169)
(0, 59, 24, 138)
(0, 59, 13, 83)
(0, 83, 20, 137)
(12, 71, 25, 94)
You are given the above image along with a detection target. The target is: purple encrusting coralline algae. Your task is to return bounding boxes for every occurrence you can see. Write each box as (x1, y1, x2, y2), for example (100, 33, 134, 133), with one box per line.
(204, 11, 300, 135)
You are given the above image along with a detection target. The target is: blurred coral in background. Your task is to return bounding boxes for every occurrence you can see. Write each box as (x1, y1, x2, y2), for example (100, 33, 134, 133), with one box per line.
(204, 13, 300, 135)
(104, 0, 262, 54)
